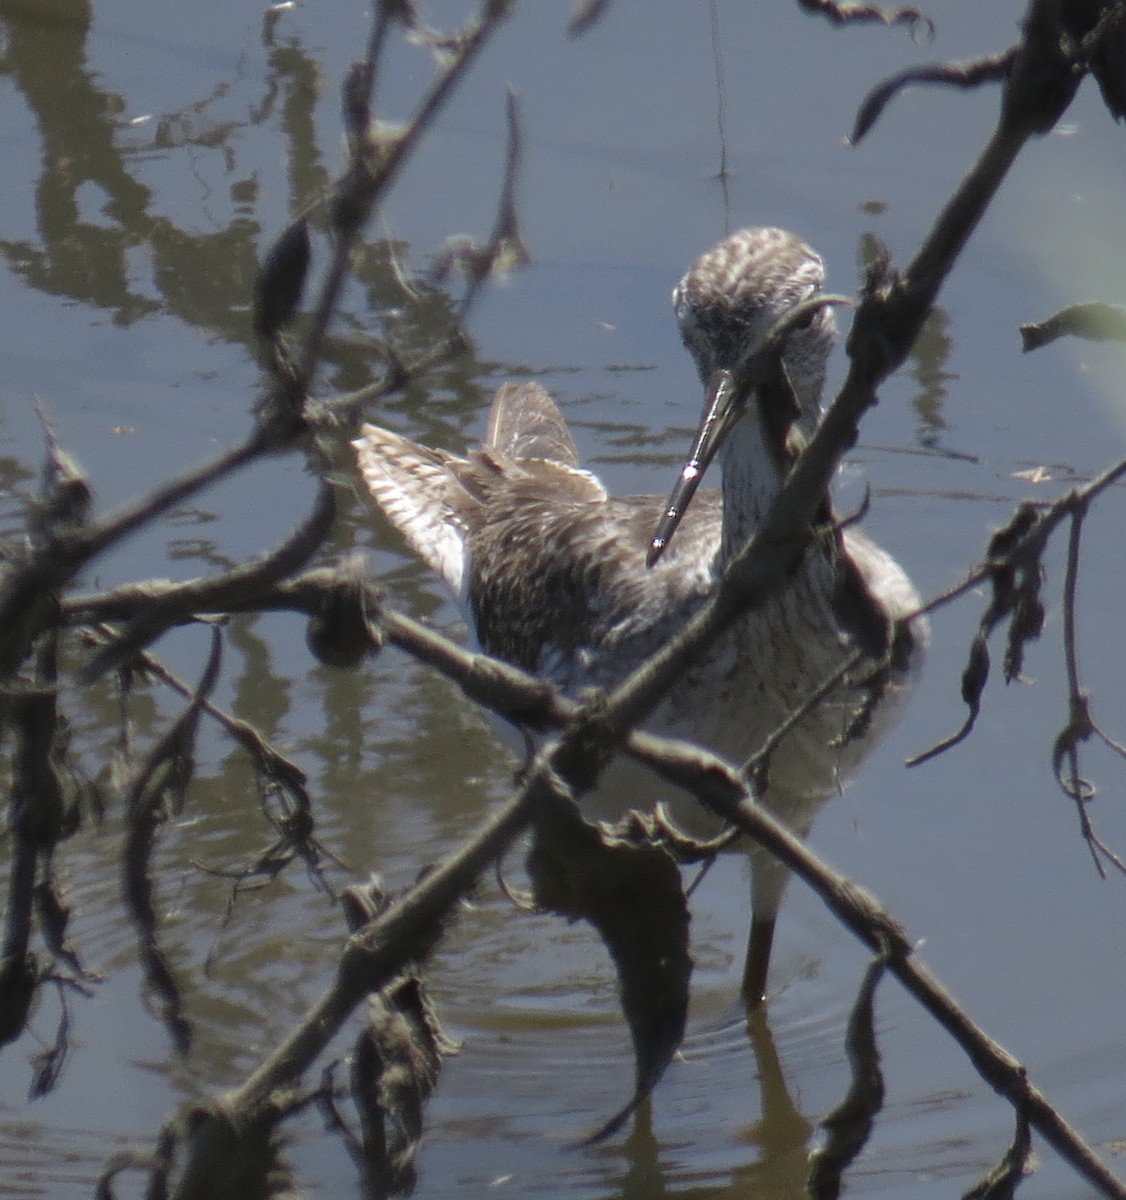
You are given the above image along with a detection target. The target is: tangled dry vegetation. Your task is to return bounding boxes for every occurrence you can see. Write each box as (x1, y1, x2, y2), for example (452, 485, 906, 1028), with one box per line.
(1, 1, 1126, 1196)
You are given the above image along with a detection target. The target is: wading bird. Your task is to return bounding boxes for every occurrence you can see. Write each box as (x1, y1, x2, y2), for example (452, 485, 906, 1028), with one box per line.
(353, 227, 926, 1006)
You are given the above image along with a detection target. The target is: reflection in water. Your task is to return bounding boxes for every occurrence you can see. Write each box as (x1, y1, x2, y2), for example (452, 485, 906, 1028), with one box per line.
(908, 308, 956, 449)
(620, 1110, 673, 1200)
(608, 1010, 814, 1200)
(674, 1010, 819, 1200)
(228, 615, 293, 744)
(857, 232, 974, 461)
(0, 0, 463, 393)
(0, 0, 156, 320)
(746, 1012, 816, 1198)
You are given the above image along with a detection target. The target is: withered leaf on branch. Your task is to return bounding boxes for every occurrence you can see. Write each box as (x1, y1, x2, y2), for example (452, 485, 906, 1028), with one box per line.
(1003, 578, 1044, 683)
(909, 500, 1049, 767)
(164, 1096, 300, 1200)
(351, 974, 454, 1198)
(253, 217, 312, 342)
(526, 793, 691, 1144)
(907, 631, 990, 766)
(35, 412, 93, 538)
(305, 560, 382, 669)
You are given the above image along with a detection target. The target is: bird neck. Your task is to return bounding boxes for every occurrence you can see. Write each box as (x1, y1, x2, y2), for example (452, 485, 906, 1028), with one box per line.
(717, 410, 787, 565)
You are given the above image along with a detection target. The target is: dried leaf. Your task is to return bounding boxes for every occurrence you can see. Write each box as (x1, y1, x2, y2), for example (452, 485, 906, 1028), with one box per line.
(165, 1099, 299, 1200)
(907, 632, 990, 766)
(35, 415, 93, 536)
(253, 217, 311, 341)
(526, 796, 691, 1143)
(306, 574, 381, 669)
(1003, 585, 1044, 683)
(351, 974, 453, 1196)
(961, 633, 990, 710)
(986, 502, 1040, 562)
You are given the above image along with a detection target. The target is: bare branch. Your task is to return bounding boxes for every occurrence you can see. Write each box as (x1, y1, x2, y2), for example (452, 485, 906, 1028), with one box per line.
(851, 51, 1016, 144)
(121, 627, 224, 1055)
(72, 481, 337, 679)
(798, 0, 935, 39)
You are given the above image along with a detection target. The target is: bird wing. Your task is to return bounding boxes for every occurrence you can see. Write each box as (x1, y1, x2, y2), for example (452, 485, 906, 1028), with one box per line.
(352, 424, 471, 596)
(485, 380, 581, 466)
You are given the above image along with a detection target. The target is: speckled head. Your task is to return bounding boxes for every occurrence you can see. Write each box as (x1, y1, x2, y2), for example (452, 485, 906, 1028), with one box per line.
(673, 227, 837, 435)
(648, 227, 838, 565)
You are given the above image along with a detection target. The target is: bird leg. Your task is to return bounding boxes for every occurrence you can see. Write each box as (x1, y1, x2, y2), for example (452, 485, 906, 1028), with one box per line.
(742, 915, 777, 1009)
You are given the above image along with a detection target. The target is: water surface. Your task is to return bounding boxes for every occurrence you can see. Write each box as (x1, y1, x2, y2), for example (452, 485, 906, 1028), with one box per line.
(1, 2, 1125, 1197)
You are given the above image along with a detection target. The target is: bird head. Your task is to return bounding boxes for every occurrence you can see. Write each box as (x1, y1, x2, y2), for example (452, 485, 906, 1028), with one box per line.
(648, 228, 837, 566)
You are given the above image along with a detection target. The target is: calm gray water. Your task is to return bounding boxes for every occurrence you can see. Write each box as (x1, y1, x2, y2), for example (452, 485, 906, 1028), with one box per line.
(2, 1, 1126, 1197)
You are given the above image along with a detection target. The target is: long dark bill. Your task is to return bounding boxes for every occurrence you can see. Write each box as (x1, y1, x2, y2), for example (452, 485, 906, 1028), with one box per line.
(647, 368, 742, 567)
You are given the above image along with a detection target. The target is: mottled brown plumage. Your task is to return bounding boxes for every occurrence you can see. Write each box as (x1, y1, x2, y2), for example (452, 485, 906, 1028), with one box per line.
(353, 227, 927, 1007)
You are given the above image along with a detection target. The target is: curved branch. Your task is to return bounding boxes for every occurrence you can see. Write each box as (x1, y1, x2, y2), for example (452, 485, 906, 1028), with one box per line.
(850, 50, 1016, 143)
(798, 0, 935, 39)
